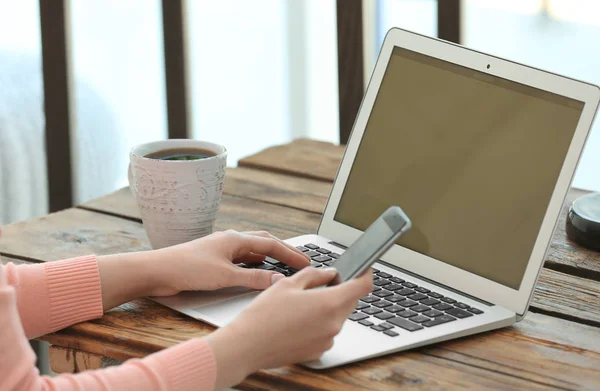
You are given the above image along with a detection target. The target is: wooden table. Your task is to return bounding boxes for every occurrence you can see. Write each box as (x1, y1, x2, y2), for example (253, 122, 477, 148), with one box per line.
(1, 139, 599, 390)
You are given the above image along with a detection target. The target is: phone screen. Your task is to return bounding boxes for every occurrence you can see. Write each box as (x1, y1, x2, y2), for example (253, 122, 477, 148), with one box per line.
(330, 207, 410, 285)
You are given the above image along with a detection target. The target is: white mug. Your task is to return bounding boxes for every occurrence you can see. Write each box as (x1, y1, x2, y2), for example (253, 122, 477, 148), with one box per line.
(128, 139, 227, 249)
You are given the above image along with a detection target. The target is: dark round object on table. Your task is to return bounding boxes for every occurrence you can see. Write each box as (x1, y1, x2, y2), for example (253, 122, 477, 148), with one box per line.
(566, 192, 600, 251)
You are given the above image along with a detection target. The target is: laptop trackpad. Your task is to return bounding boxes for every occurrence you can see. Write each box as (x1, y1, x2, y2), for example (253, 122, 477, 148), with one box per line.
(193, 291, 260, 327)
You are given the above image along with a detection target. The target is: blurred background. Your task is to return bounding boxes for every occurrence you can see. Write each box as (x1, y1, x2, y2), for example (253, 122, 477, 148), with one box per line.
(1, 0, 600, 227)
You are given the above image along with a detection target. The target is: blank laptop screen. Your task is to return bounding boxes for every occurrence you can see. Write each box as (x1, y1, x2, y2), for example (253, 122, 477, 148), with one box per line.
(334, 47, 584, 289)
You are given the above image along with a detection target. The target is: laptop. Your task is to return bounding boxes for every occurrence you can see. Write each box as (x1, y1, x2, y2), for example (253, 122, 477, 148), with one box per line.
(153, 28, 600, 369)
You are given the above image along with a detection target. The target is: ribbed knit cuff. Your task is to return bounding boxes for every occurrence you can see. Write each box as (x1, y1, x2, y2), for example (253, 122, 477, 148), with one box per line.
(44, 255, 103, 332)
(145, 338, 217, 391)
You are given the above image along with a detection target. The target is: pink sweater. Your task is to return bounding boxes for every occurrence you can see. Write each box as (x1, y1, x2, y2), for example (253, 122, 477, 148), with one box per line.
(0, 256, 217, 391)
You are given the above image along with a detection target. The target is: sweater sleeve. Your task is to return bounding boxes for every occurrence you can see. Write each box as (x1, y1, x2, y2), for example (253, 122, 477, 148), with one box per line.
(0, 258, 217, 391)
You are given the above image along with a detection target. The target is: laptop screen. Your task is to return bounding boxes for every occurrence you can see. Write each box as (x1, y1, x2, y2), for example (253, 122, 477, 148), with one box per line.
(334, 47, 585, 290)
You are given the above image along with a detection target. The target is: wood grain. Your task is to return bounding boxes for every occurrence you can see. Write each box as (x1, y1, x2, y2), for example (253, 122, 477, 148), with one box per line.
(39, 298, 599, 390)
(224, 167, 330, 214)
(238, 138, 344, 182)
(50, 346, 121, 373)
(532, 268, 600, 327)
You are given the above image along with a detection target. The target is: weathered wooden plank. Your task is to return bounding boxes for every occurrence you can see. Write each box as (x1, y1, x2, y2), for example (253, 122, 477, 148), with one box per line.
(238, 138, 344, 182)
(224, 167, 330, 214)
(40, 299, 600, 390)
(49, 345, 121, 373)
(532, 268, 600, 327)
(0, 208, 150, 262)
(0, 196, 318, 263)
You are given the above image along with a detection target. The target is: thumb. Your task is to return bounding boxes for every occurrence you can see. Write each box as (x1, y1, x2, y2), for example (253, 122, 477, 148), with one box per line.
(232, 268, 285, 290)
(290, 267, 338, 289)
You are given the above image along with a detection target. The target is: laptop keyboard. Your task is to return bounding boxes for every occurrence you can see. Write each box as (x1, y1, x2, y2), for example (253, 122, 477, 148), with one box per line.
(240, 243, 484, 337)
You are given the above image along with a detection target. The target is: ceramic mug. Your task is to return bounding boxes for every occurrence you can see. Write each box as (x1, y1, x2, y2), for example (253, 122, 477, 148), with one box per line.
(128, 139, 227, 249)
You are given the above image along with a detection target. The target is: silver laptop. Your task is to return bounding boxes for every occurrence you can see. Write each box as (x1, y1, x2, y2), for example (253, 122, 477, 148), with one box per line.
(153, 28, 600, 369)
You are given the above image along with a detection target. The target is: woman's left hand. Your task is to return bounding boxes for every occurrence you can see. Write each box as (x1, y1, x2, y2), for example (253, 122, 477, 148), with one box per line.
(145, 230, 311, 296)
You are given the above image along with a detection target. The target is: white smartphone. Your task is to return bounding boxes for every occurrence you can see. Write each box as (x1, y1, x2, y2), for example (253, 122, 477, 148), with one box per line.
(329, 206, 412, 286)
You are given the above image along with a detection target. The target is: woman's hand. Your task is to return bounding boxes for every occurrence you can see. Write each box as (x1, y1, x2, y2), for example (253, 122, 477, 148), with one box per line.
(147, 230, 310, 296)
(205, 267, 373, 389)
(97, 230, 310, 309)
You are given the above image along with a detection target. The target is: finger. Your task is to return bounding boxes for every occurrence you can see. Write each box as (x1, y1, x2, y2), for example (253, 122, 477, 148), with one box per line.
(289, 267, 338, 289)
(244, 231, 310, 261)
(233, 253, 266, 264)
(236, 234, 310, 270)
(231, 267, 285, 290)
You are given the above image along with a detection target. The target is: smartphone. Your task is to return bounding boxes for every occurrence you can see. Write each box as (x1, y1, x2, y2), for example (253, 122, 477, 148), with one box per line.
(329, 206, 411, 286)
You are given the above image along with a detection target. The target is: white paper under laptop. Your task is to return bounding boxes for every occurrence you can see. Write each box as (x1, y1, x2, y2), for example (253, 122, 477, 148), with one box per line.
(153, 28, 600, 369)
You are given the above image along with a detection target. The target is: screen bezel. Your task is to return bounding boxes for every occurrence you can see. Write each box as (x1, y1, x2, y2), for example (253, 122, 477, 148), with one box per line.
(318, 27, 600, 316)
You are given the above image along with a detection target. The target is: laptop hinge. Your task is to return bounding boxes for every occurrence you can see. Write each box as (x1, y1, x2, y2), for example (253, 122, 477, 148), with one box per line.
(329, 241, 493, 307)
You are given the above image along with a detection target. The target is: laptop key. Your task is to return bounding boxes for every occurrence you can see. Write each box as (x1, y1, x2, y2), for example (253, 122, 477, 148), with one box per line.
(389, 277, 405, 283)
(377, 272, 392, 278)
(410, 315, 432, 323)
(397, 310, 418, 318)
(420, 298, 440, 306)
(396, 288, 416, 296)
(422, 315, 457, 327)
(386, 305, 404, 313)
(402, 282, 418, 288)
(411, 304, 431, 313)
(408, 293, 428, 301)
(455, 302, 470, 309)
(363, 307, 383, 315)
(305, 251, 320, 257)
(313, 255, 332, 263)
(358, 319, 374, 326)
(349, 313, 369, 321)
(380, 322, 395, 330)
(399, 300, 418, 308)
(384, 284, 403, 291)
(374, 279, 391, 286)
(375, 312, 395, 320)
(467, 307, 484, 315)
(356, 302, 369, 310)
(324, 261, 335, 266)
(360, 296, 380, 303)
(371, 325, 387, 332)
(371, 286, 382, 292)
(388, 317, 424, 331)
(296, 246, 310, 252)
(310, 260, 321, 267)
(428, 292, 444, 299)
(304, 243, 319, 249)
(264, 257, 282, 266)
(329, 253, 340, 259)
(373, 290, 393, 298)
(384, 330, 399, 337)
(413, 287, 430, 294)
(316, 248, 331, 254)
(373, 301, 393, 308)
(256, 263, 275, 271)
(372, 268, 380, 273)
(423, 309, 444, 317)
(433, 303, 453, 311)
(441, 297, 457, 304)
(445, 308, 473, 319)
(387, 295, 405, 303)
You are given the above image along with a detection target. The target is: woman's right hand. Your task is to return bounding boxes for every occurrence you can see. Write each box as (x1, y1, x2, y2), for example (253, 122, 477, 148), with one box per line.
(206, 267, 373, 389)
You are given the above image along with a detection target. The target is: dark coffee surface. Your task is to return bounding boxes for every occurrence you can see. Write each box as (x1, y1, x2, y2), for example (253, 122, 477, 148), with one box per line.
(145, 147, 216, 161)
